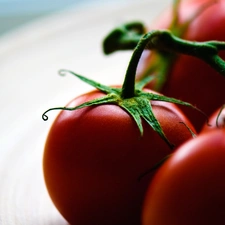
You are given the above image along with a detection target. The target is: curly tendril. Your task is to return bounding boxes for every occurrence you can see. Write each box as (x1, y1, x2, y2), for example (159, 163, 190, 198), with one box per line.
(59, 69, 72, 76)
(42, 107, 76, 121)
(179, 121, 197, 138)
(216, 105, 225, 128)
(42, 70, 79, 121)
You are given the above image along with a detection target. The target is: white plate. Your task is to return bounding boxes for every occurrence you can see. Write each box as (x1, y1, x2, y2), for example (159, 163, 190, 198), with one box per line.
(0, 0, 170, 224)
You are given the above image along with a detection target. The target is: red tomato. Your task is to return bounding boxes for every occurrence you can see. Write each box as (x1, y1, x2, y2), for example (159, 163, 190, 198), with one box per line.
(137, 0, 225, 131)
(201, 105, 225, 131)
(142, 129, 225, 225)
(43, 88, 195, 225)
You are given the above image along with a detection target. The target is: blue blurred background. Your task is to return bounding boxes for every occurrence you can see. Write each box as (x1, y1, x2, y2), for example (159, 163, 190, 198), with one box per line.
(0, 0, 133, 36)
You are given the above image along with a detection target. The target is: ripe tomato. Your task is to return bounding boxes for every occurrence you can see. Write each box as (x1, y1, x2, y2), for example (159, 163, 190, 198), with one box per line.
(201, 105, 225, 131)
(142, 129, 225, 225)
(43, 87, 195, 225)
(137, 0, 225, 131)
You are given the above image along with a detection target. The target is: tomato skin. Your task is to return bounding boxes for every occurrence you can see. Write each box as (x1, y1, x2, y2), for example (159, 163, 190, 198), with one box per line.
(201, 106, 225, 132)
(142, 129, 225, 225)
(43, 88, 195, 225)
(137, 0, 225, 131)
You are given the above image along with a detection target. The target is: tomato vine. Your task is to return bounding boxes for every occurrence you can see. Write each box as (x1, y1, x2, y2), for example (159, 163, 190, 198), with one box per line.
(42, 30, 206, 148)
(102, 0, 224, 90)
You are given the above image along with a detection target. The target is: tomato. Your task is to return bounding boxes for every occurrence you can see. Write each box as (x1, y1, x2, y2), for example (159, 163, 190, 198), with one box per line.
(43, 87, 195, 225)
(137, 0, 225, 131)
(142, 129, 225, 225)
(201, 105, 225, 131)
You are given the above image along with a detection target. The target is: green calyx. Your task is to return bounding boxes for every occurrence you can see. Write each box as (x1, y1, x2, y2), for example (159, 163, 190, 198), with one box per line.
(43, 31, 205, 149)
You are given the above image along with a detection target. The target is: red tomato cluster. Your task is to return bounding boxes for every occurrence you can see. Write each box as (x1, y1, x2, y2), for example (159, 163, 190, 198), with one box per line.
(142, 107, 225, 225)
(138, 1, 225, 224)
(43, 0, 225, 225)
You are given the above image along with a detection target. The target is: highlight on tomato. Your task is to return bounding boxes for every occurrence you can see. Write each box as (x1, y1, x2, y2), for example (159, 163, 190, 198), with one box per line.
(142, 128, 225, 225)
(42, 31, 201, 225)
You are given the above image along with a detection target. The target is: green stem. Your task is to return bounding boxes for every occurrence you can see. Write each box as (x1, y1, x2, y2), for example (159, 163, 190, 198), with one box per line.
(121, 29, 225, 98)
(103, 0, 221, 92)
(102, 21, 144, 55)
(121, 32, 155, 99)
(147, 30, 225, 77)
(204, 55, 225, 76)
(170, 0, 180, 29)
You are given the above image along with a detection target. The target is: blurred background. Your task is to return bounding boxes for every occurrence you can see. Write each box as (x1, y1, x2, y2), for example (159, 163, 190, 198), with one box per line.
(0, 0, 136, 36)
